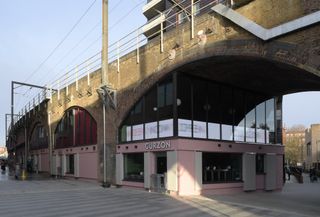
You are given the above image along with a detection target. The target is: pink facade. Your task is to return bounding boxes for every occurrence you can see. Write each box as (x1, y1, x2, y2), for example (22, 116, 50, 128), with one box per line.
(40, 153, 49, 172)
(177, 150, 198, 195)
(30, 149, 50, 172)
(79, 152, 98, 179)
(53, 145, 98, 180)
(117, 138, 284, 195)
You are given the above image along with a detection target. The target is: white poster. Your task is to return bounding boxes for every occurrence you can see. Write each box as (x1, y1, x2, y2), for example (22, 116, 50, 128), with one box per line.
(208, 123, 220, 140)
(193, 121, 206, 138)
(234, 126, 245, 142)
(126, 126, 132, 141)
(159, 119, 173, 138)
(132, 124, 144, 141)
(266, 130, 270, 144)
(222, 124, 233, 141)
(246, 127, 255, 142)
(145, 122, 158, 139)
(256, 128, 266, 143)
(178, 119, 192, 137)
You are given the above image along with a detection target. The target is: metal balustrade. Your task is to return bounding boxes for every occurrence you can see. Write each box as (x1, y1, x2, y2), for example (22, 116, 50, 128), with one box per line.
(9, 0, 227, 135)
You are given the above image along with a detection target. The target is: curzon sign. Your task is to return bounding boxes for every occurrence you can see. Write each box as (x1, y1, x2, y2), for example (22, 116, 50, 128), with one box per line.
(145, 141, 171, 150)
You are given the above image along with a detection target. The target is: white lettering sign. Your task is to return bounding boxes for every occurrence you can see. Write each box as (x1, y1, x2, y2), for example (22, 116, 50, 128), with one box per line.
(145, 141, 171, 150)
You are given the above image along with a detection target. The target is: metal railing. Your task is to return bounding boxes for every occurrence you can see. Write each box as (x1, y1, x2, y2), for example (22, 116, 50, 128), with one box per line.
(10, 0, 226, 134)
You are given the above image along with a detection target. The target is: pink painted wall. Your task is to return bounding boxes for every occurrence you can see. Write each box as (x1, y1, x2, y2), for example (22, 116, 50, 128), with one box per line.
(202, 183, 244, 195)
(177, 150, 198, 195)
(40, 153, 50, 172)
(276, 154, 284, 189)
(54, 145, 98, 180)
(118, 138, 284, 195)
(256, 175, 265, 190)
(79, 152, 98, 179)
(117, 139, 284, 155)
(122, 181, 144, 188)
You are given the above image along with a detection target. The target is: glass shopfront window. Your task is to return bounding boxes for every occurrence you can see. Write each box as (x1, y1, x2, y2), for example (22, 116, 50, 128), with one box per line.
(256, 154, 265, 174)
(55, 107, 97, 148)
(266, 99, 275, 144)
(207, 83, 220, 140)
(221, 86, 233, 141)
(234, 91, 245, 142)
(66, 154, 74, 174)
(119, 73, 279, 145)
(124, 153, 144, 182)
(203, 153, 242, 183)
(178, 75, 192, 137)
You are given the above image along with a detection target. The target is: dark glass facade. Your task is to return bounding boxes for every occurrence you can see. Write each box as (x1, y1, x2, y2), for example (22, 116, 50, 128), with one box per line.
(202, 153, 242, 183)
(30, 123, 48, 150)
(119, 73, 280, 144)
(124, 153, 144, 182)
(55, 107, 97, 148)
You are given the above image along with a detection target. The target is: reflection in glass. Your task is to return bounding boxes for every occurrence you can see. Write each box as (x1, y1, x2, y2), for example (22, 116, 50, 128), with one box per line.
(221, 86, 233, 141)
(124, 153, 144, 182)
(266, 98, 275, 144)
(256, 102, 266, 143)
(246, 93, 256, 143)
(202, 153, 242, 183)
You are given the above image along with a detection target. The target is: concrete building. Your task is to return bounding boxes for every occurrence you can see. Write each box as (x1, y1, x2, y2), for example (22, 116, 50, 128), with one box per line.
(283, 126, 306, 166)
(6, 0, 320, 195)
(305, 124, 320, 170)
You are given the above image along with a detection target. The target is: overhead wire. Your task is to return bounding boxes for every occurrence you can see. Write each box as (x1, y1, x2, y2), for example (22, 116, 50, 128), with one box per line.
(36, 20, 102, 86)
(22, 0, 98, 83)
(17, 0, 147, 114)
(18, 0, 99, 106)
(35, 0, 126, 87)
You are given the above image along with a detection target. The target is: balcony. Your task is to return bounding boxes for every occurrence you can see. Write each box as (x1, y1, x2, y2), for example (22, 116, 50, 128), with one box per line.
(142, 13, 166, 38)
(143, 0, 166, 20)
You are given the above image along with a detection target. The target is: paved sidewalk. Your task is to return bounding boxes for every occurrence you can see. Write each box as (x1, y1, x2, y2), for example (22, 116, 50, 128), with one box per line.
(0, 171, 319, 217)
(196, 173, 320, 217)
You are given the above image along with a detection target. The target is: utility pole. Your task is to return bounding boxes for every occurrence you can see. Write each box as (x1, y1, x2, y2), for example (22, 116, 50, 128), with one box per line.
(101, 0, 109, 188)
(10, 81, 53, 177)
(99, 0, 116, 188)
(102, 0, 108, 85)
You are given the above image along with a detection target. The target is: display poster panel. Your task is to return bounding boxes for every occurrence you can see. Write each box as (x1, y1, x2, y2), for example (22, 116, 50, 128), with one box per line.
(178, 119, 192, 137)
(266, 130, 270, 144)
(132, 124, 144, 141)
(126, 126, 132, 142)
(246, 127, 255, 142)
(193, 121, 207, 138)
(208, 123, 220, 140)
(222, 124, 233, 141)
(145, 122, 158, 139)
(234, 126, 245, 142)
(256, 128, 266, 143)
(159, 119, 173, 138)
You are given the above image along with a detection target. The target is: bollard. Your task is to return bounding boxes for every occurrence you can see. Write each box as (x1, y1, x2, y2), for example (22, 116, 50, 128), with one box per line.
(21, 169, 27, 180)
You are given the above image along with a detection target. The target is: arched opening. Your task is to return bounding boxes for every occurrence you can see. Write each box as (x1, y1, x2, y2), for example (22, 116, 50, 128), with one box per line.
(283, 91, 320, 171)
(30, 122, 48, 150)
(116, 56, 320, 194)
(54, 107, 97, 149)
(119, 72, 279, 145)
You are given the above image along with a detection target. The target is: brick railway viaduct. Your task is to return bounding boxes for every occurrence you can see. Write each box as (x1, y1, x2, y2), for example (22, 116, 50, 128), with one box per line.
(7, 0, 320, 189)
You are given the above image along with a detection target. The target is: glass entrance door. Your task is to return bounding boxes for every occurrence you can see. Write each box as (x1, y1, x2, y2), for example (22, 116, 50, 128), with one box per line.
(155, 152, 167, 190)
(156, 152, 167, 174)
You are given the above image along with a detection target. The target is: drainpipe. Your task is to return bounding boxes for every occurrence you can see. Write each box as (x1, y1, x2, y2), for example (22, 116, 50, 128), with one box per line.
(48, 112, 53, 176)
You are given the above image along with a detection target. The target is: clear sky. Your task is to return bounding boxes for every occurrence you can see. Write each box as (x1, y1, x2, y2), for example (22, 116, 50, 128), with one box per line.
(0, 0, 320, 147)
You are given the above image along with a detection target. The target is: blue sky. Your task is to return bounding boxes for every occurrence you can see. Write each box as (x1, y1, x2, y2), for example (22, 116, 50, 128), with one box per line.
(0, 0, 319, 146)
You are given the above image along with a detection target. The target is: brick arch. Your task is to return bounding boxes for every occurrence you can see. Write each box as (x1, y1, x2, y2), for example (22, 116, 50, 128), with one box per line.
(54, 106, 98, 148)
(117, 39, 320, 126)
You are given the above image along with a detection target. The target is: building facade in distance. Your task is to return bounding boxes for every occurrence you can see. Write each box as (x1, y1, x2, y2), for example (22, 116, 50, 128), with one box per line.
(305, 124, 320, 170)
